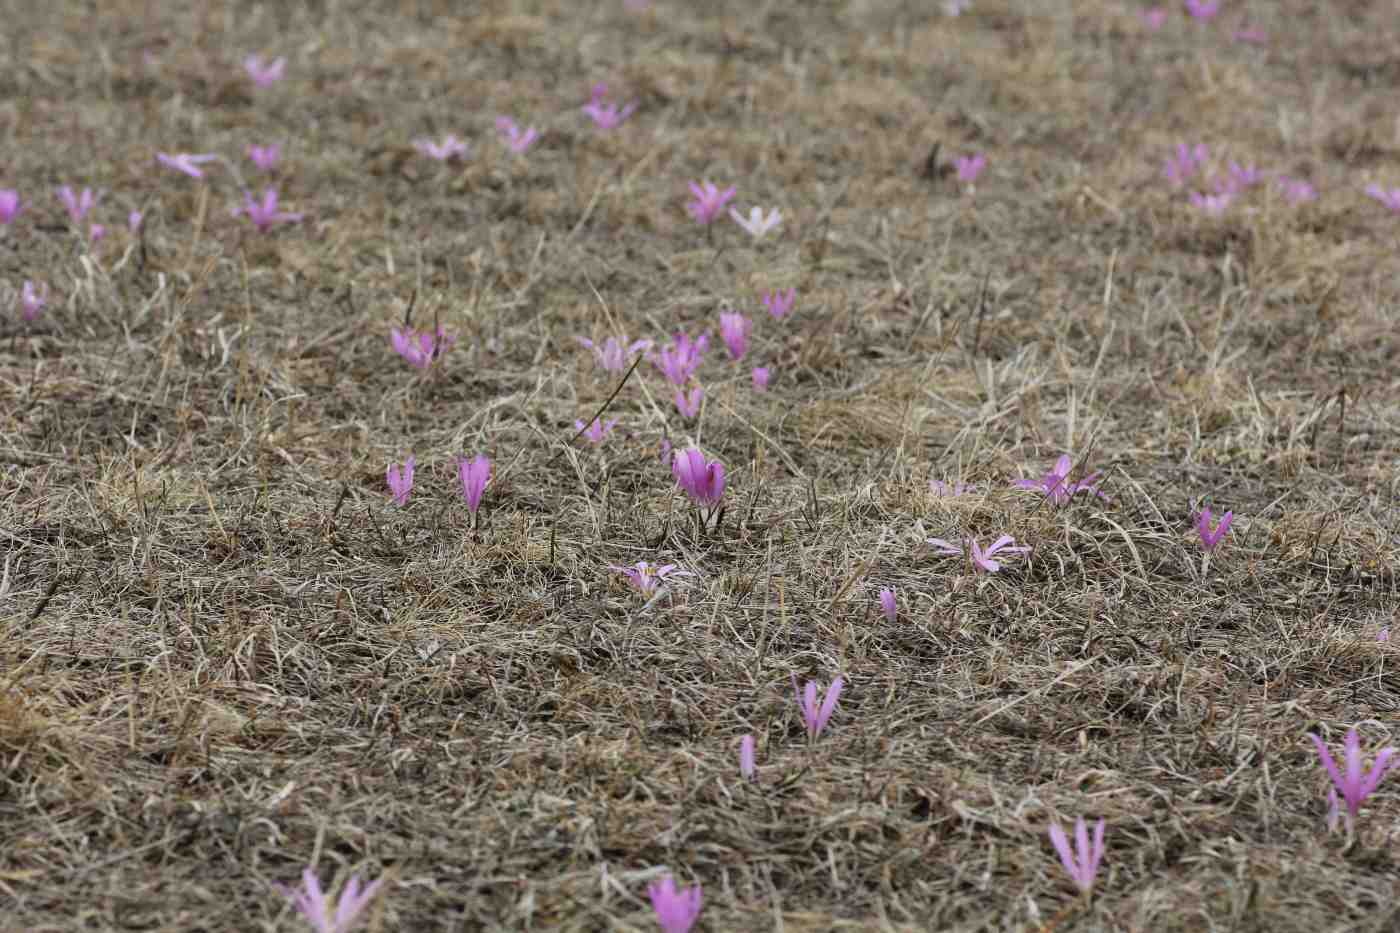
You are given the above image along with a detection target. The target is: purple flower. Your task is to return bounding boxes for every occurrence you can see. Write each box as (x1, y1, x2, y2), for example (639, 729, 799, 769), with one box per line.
(236, 187, 302, 232)
(1141, 7, 1167, 29)
(672, 448, 725, 507)
(954, 153, 986, 184)
(88, 223, 106, 244)
(1310, 728, 1395, 833)
(57, 186, 99, 225)
(674, 386, 704, 419)
(281, 867, 384, 933)
(1189, 190, 1233, 215)
(647, 876, 702, 933)
(739, 734, 756, 780)
(1163, 143, 1208, 187)
(762, 288, 796, 320)
(1276, 176, 1316, 204)
(1196, 507, 1232, 551)
(19, 280, 47, 322)
(1048, 817, 1106, 897)
(792, 674, 844, 741)
(610, 560, 692, 595)
(1184, 0, 1219, 21)
(386, 456, 415, 506)
(128, 210, 143, 233)
(1013, 454, 1106, 504)
(0, 189, 22, 226)
(927, 535, 1029, 573)
(729, 205, 781, 238)
(718, 311, 751, 360)
(752, 366, 770, 391)
(878, 588, 897, 622)
(390, 326, 455, 370)
(244, 54, 286, 87)
(653, 332, 709, 386)
(1365, 185, 1400, 212)
(495, 117, 539, 154)
(582, 82, 636, 130)
(577, 336, 651, 373)
(685, 180, 736, 226)
(248, 143, 282, 172)
(414, 135, 468, 162)
(574, 416, 618, 444)
(1220, 161, 1262, 194)
(156, 152, 218, 178)
(458, 455, 491, 516)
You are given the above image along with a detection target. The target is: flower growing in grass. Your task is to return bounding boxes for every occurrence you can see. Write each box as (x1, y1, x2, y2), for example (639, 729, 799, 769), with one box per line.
(57, 186, 99, 225)
(610, 560, 692, 596)
(718, 311, 751, 360)
(739, 734, 756, 780)
(236, 187, 302, 231)
(414, 135, 468, 162)
(0, 189, 20, 226)
(1310, 728, 1395, 833)
(653, 332, 709, 386)
(672, 448, 725, 508)
(88, 223, 106, 244)
(762, 288, 796, 320)
(19, 280, 47, 322)
(1163, 143, 1208, 187)
(458, 455, 491, 516)
(792, 674, 844, 741)
(244, 54, 286, 87)
(582, 82, 635, 130)
(1219, 162, 1263, 194)
(954, 153, 986, 184)
(1048, 816, 1106, 897)
(1196, 507, 1232, 551)
(752, 366, 770, 391)
(729, 205, 782, 239)
(390, 326, 455, 370)
(282, 867, 384, 933)
(574, 416, 618, 444)
(128, 211, 143, 233)
(156, 152, 218, 178)
(674, 386, 704, 419)
(685, 180, 736, 226)
(1276, 176, 1316, 204)
(878, 588, 897, 622)
(496, 117, 539, 154)
(386, 456, 414, 506)
(1013, 454, 1106, 504)
(927, 535, 1029, 573)
(1189, 190, 1233, 216)
(648, 876, 702, 933)
(248, 143, 282, 172)
(1364, 185, 1400, 212)
(1184, 0, 1219, 20)
(578, 335, 651, 373)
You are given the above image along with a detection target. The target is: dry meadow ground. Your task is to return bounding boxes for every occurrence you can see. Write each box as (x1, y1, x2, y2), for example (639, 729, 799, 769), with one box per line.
(3, 0, 1400, 930)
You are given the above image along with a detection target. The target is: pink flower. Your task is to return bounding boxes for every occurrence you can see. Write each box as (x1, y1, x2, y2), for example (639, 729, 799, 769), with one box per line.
(674, 386, 704, 418)
(0, 189, 20, 226)
(574, 416, 618, 444)
(88, 223, 106, 244)
(281, 867, 384, 933)
(729, 205, 782, 238)
(582, 83, 635, 129)
(243, 54, 286, 87)
(878, 588, 897, 622)
(762, 288, 796, 320)
(792, 673, 844, 741)
(739, 734, 756, 780)
(390, 326, 455, 370)
(685, 180, 736, 225)
(1189, 191, 1233, 215)
(156, 152, 218, 178)
(1218, 162, 1262, 194)
(954, 153, 986, 184)
(1184, 0, 1219, 21)
(927, 535, 1029, 573)
(236, 187, 302, 231)
(495, 117, 539, 154)
(1141, 7, 1167, 29)
(1196, 507, 1232, 551)
(718, 311, 751, 360)
(19, 280, 47, 322)
(1365, 184, 1400, 212)
(672, 448, 725, 507)
(752, 366, 770, 391)
(610, 560, 692, 595)
(1310, 728, 1395, 833)
(248, 144, 282, 172)
(386, 456, 415, 506)
(458, 455, 491, 516)
(1048, 817, 1106, 897)
(652, 332, 709, 386)
(1163, 143, 1208, 187)
(1276, 176, 1316, 204)
(1013, 454, 1106, 504)
(414, 135, 468, 162)
(57, 186, 99, 225)
(577, 336, 651, 373)
(127, 210, 143, 233)
(647, 876, 702, 933)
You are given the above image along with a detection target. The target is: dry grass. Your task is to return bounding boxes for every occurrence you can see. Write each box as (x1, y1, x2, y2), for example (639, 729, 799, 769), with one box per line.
(3, 0, 1400, 930)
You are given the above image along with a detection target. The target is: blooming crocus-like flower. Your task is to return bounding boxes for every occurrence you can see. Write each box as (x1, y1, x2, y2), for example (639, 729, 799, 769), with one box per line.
(878, 588, 897, 622)
(1189, 190, 1233, 216)
(458, 455, 491, 516)
(927, 536, 1029, 573)
(718, 311, 751, 360)
(414, 135, 469, 162)
(244, 54, 286, 87)
(653, 332, 709, 386)
(762, 289, 796, 321)
(739, 734, 756, 780)
(19, 280, 47, 322)
(1220, 162, 1262, 194)
(792, 674, 844, 741)
(1196, 507, 1232, 551)
(954, 153, 986, 184)
(495, 117, 539, 154)
(0, 189, 22, 226)
(57, 186, 99, 225)
(1364, 185, 1400, 212)
(674, 386, 704, 419)
(156, 152, 218, 178)
(1163, 143, 1208, 187)
(577, 336, 651, 373)
(672, 448, 725, 507)
(582, 82, 635, 130)
(574, 416, 618, 444)
(386, 456, 415, 506)
(647, 876, 702, 933)
(1276, 176, 1316, 204)
(1310, 728, 1395, 833)
(1014, 454, 1106, 505)
(1048, 817, 1106, 897)
(390, 326, 455, 370)
(1184, 0, 1219, 20)
(729, 205, 782, 238)
(685, 180, 736, 226)
(752, 366, 770, 391)
(236, 187, 302, 232)
(281, 867, 384, 933)
(88, 223, 106, 244)
(610, 560, 692, 595)
(1140, 7, 1167, 29)
(248, 143, 281, 172)
(127, 211, 143, 233)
